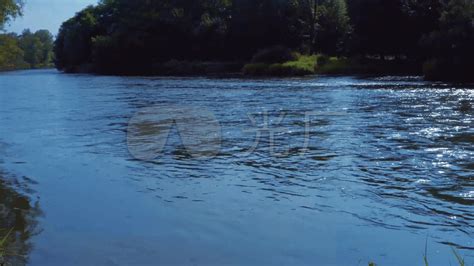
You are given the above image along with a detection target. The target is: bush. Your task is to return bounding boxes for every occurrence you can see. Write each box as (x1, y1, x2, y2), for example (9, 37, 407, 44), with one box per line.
(251, 46, 297, 64)
(315, 57, 358, 74)
(243, 55, 316, 76)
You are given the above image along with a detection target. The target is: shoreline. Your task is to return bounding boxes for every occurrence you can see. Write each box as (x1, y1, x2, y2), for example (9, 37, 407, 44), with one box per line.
(58, 57, 428, 79)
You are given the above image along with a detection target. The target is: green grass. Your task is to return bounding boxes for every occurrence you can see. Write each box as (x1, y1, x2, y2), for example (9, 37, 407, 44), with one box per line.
(242, 53, 360, 76)
(315, 56, 357, 74)
(243, 54, 317, 76)
(282, 54, 317, 73)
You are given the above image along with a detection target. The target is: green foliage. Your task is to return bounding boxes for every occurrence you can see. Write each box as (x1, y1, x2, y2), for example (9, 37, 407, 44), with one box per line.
(314, 56, 355, 74)
(34, 29, 54, 65)
(0, 0, 23, 30)
(54, 6, 99, 72)
(422, 0, 474, 81)
(243, 54, 316, 76)
(0, 29, 53, 71)
(0, 33, 25, 70)
(52, 0, 474, 80)
(283, 54, 317, 72)
(315, 0, 352, 55)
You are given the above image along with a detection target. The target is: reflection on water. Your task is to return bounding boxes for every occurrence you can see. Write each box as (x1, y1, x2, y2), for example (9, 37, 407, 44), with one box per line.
(0, 172, 41, 265)
(0, 70, 472, 264)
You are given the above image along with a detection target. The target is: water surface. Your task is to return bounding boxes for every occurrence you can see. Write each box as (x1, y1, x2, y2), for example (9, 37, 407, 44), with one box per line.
(0, 70, 473, 265)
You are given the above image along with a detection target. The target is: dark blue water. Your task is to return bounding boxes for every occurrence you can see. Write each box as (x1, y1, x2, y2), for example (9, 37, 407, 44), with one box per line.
(0, 69, 472, 265)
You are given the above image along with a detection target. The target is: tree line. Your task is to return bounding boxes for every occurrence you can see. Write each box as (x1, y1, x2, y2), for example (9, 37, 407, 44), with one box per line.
(41, 0, 474, 80)
(0, 0, 54, 71)
(0, 29, 54, 70)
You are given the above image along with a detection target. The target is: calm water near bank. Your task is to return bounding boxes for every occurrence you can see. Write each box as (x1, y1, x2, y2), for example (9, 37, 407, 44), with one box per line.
(0, 69, 473, 265)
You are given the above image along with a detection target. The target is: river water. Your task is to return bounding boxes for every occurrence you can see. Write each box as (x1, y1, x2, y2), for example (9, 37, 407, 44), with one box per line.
(0, 69, 472, 265)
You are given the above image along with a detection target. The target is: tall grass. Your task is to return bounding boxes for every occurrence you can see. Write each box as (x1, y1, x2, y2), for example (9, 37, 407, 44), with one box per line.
(0, 228, 13, 265)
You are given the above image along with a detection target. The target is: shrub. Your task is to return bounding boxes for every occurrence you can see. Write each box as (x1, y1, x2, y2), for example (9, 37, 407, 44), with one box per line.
(251, 46, 297, 64)
(243, 55, 316, 76)
(315, 57, 356, 74)
(282, 55, 317, 74)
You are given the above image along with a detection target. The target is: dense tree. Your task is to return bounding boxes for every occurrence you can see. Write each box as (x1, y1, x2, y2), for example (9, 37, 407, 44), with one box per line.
(0, 29, 54, 70)
(18, 29, 54, 68)
(54, 6, 100, 71)
(0, 0, 53, 70)
(228, 0, 303, 58)
(55, 0, 314, 73)
(34, 29, 54, 64)
(53, 0, 474, 81)
(315, 0, 351, 55)
(423, 0, 474, 80)
(19, 29, 43, 67)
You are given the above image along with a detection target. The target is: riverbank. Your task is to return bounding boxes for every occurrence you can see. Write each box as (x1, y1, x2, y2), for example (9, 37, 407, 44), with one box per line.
(242, 54, 422, 77)
(60, 55, 425, 78)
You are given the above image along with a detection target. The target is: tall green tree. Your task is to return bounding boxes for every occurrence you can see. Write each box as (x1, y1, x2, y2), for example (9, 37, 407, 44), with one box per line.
(315, 0, 351, 55)
(18, 29, 54, 68)
(19, 29, 42, 67)
(34, 29, 54, 64)
(54, 6, 100, 71)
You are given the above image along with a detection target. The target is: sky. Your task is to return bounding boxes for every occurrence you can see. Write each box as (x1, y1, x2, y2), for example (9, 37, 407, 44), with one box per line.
(6, 0, 98, 35)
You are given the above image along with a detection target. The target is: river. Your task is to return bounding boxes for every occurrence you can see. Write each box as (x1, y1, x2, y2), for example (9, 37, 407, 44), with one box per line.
(0, 69, 472, 265)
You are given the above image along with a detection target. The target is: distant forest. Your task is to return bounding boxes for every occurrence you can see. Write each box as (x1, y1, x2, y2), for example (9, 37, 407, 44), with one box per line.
(0, 29, 54, 71)
(0, 1, 54, 71)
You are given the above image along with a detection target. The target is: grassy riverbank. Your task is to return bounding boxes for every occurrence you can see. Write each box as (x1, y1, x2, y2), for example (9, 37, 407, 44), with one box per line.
(242, 54, 421, 77)
(84, 55, 420, 77)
